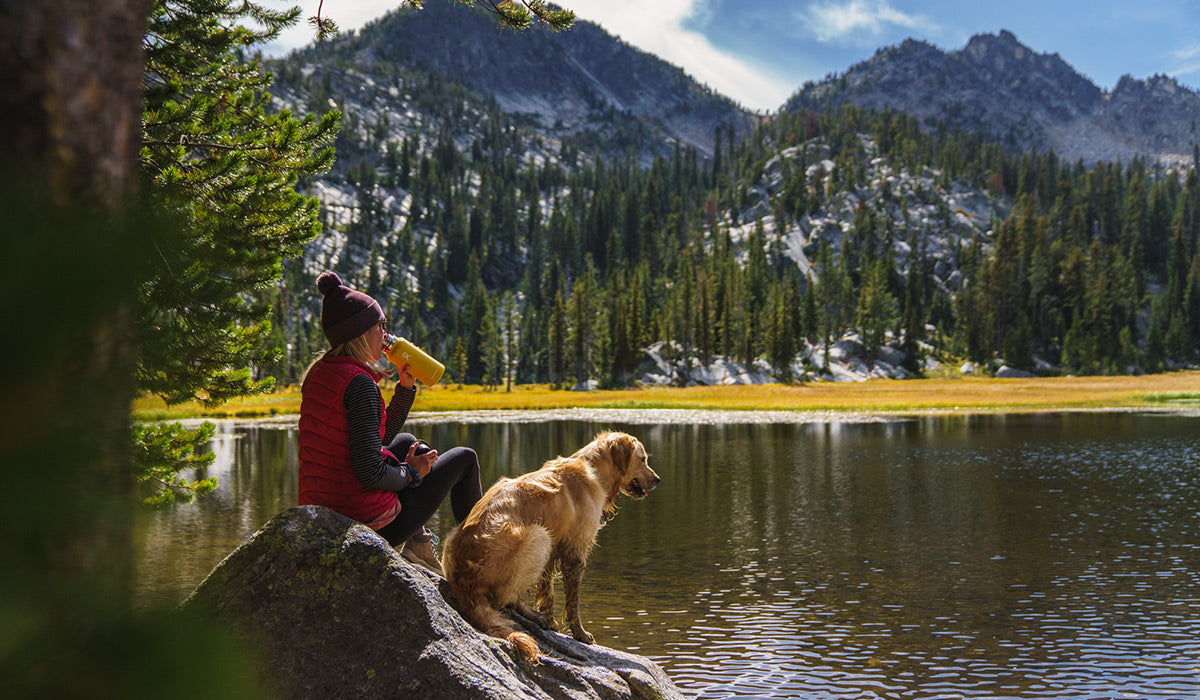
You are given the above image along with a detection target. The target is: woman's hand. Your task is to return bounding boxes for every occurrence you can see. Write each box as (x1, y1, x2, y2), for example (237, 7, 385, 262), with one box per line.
(406, 442, 438, 478)
(397, 364, 416, 389)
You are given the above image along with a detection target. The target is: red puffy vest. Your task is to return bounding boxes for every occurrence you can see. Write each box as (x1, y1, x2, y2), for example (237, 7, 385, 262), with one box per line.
(298, 355, 399, 526)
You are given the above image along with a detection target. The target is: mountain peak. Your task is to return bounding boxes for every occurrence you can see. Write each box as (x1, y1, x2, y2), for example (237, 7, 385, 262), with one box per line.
(306, 0, 755, 157)
(785, 30, 1195, 166)
(961, 30, 1027, 64)
(964, 29, 1020, 50)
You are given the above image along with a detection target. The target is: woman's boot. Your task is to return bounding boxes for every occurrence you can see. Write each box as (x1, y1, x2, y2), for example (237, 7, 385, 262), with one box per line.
(401, 528, 444, 577)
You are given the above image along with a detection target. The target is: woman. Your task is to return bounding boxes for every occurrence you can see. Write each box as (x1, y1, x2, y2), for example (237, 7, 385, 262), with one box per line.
(298, 270, 481, 575)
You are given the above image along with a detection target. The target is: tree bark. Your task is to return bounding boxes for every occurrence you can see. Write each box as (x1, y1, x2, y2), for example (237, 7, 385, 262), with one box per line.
(0, 0, 152, 646)
(0, 0, 150, 200)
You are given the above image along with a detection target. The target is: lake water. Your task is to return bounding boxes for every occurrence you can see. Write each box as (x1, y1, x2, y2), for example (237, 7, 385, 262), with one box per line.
(135, 409, 1200, 699)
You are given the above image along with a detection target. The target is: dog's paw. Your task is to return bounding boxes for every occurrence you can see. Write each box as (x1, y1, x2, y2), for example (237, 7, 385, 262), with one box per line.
(570, 627, 595, 645)
(512, 601, 556, 630)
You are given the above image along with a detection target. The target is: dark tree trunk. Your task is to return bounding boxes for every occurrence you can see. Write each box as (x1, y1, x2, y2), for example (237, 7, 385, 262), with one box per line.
(0, 0, 150, 199)
(0, 0, 153, 675)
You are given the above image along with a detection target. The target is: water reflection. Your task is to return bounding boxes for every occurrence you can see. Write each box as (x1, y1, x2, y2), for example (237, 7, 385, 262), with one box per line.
(135, 411, 1200, 698)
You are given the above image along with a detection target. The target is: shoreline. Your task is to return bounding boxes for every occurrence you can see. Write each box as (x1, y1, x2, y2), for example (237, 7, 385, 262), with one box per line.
(133, 370, 1200, 422)
(173, 404, 1200, 430)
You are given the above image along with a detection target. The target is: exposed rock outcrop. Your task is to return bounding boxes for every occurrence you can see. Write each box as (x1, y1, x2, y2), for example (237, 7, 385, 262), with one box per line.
(180, 506, 682, 700)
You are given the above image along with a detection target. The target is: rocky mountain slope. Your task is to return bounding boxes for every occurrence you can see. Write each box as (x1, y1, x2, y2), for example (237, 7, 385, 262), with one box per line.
(282, 0, 757, 159)
(785, 30, 1200, 167)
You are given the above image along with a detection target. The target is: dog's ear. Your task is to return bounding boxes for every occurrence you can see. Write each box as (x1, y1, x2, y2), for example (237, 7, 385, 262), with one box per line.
(610, 433, 636, 472)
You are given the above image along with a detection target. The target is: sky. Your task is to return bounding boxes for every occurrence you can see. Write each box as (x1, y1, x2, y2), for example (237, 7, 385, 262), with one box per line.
(259, 0, 1200, 112)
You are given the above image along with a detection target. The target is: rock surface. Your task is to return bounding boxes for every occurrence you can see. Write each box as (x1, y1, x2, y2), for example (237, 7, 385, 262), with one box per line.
(181, 505, 682, 700)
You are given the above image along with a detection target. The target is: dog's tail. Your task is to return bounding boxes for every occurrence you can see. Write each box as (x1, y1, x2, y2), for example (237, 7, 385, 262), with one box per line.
(458, 598, 542, 663)
(507, 631, 541, 663)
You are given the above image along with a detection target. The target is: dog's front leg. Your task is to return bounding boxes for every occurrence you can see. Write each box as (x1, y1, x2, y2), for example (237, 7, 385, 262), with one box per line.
(561, 557, 593, 644)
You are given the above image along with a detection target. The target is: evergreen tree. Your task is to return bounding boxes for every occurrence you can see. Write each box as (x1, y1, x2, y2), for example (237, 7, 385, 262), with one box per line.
(802, 276, 819, 345)
(566, 259, 603, 386)
(900, 258, 925, 375)
(609, 270, 637, 385)
(766, 283, 797, 381)
(461, 252, 489, 383)
(479, 295, 500, 390)
(813, 241, 840, 369)
(0, 1, 291, 692)
(548, 289, 568, 387)
(857, 257, 896, 353)
(452, 337, 468, 388)
(140, 0, 338, 405)
(136, 0, 340, 503)
(502, 292, 519, 391)
(745, 219, 769, 362)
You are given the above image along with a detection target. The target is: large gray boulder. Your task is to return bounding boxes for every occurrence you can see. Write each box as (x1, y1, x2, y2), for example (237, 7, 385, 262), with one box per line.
(180, 505, 682, 700)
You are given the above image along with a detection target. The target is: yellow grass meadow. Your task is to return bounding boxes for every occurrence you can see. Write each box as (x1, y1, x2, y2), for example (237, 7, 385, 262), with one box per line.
(132, 370, 1200, 421)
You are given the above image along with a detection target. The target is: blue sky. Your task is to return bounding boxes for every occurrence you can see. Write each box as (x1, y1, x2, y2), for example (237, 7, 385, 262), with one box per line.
(261, 0, 1200, 112)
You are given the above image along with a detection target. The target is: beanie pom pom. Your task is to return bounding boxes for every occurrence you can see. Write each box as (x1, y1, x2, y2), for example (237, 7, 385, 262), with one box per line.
(317, 271, 342, 297)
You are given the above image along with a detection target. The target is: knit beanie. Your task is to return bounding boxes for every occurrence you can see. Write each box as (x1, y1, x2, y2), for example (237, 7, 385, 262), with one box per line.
(317, 271, 384, 347)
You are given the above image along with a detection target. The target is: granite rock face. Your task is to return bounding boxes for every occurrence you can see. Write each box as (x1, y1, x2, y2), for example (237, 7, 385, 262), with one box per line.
(181, 505, 682, 700)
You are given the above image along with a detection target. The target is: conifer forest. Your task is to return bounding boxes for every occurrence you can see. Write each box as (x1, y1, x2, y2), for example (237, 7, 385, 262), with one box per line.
(271, 68, 1200, 388)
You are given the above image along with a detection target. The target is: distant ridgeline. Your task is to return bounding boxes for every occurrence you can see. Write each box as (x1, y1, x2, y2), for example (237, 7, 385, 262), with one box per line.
(263, 3, 1200, 387)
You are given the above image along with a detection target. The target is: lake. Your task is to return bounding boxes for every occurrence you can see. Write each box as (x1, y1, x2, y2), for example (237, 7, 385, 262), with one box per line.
(135, 409, 1200, 699)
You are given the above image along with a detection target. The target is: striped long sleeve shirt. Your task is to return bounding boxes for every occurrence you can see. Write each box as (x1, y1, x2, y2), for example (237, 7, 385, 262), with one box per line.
(345, 375, 417, 491)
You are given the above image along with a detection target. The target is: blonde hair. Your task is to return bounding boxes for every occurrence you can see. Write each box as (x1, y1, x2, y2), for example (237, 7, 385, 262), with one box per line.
(301, 331, 392, 389)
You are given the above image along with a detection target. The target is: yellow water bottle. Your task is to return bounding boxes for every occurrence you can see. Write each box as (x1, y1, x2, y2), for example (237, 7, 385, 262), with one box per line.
(383, 334, 445, 386)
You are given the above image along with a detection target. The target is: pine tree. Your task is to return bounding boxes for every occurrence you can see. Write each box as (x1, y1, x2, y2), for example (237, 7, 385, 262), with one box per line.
(548, 289, 568, 387)
(766, 283, 797, 381)
(857, 257, 896, 353)
(609, 269, 636, 385)
(900, 257, 925, 375)
(566, 259, 602, 386)
(502, 292, 519, 392)
(802, 275, 819, 345)
(813, 241, 839, 369)
(453, 337, 468, 388)
(479, 295, 500, 390)
(461, 252, 490, 383)
(135, 0, 340, 503)
(745, 219, 769, 362)
(140, 0, 338, 405)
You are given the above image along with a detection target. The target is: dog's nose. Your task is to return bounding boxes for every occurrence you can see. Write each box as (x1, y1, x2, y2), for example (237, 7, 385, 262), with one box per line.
(649, 475, 661, 489)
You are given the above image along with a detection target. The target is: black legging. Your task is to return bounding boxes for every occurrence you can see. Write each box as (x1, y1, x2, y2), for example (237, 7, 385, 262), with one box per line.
(376, 432, 482, 546)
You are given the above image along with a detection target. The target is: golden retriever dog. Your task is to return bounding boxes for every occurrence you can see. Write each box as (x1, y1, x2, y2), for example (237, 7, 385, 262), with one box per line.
(442, 431, 659, 663)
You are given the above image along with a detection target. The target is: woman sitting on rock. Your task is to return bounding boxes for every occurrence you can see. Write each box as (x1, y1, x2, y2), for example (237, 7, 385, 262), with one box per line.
(297, 270, 481, 575)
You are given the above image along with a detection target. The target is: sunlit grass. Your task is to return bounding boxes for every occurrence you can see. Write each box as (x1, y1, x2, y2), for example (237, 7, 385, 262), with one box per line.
(131, 370, 1200, 421)
(133, 385, 305, 421)
(1143, 391, 1200, 405)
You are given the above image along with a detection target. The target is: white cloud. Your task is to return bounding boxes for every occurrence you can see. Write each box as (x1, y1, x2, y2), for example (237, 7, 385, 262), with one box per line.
(803, 0, 936, 45)
(1168, 44, 1200, 79)
(1175, 44, 1200, 62)
(257, 0, 395, 56)
(254, 0, 791, 110)
(548, 0, 793, 110)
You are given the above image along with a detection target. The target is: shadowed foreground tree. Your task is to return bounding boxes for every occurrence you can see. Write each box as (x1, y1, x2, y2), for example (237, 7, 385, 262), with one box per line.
(0, 1, 260, 696)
